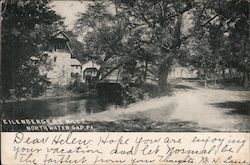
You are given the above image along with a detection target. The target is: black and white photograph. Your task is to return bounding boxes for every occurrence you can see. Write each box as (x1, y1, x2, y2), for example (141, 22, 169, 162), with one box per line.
(1, 0, 249, 133)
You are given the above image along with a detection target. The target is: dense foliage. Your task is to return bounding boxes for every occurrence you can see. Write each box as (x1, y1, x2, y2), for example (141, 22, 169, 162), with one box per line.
(1, 0, 63, 97)
(186, 0, 249, 86)
(1, 0, 249, 100)
(75, 0, 249, 93)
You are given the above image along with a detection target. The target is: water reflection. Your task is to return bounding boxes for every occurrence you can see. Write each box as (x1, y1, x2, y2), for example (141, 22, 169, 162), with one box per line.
(2, 97, 109, 120)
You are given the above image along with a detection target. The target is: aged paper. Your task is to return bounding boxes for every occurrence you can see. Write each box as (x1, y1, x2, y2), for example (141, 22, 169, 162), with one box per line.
(1, 132, 250, 165)
(1, 0, 250, 164)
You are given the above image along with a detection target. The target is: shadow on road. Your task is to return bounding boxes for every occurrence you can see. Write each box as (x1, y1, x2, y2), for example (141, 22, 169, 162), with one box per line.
(173, 84, 196, 90)
(90, 119, 204, 132)
(211, 101, 250, 116)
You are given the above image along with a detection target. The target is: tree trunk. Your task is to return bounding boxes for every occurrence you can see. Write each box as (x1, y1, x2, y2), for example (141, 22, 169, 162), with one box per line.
(144, 60, 148, 82)
(204, 68, 208, 88)
(158, 15, 182, 94)
(222, 68, 225, 79)
(243, 72, 249, 89)
(158, 60, 170, 94)
(10, 39, 17, 90)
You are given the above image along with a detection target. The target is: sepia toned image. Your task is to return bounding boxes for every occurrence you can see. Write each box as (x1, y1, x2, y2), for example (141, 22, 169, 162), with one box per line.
(1, 0, 249, 133)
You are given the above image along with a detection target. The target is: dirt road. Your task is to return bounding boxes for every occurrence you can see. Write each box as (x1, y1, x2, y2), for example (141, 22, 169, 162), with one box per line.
(56, 85, 250, 132)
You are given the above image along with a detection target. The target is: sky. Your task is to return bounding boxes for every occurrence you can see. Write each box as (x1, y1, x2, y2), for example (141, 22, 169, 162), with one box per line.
(51, 1, 193, 39)
(51, 1, 91, 30)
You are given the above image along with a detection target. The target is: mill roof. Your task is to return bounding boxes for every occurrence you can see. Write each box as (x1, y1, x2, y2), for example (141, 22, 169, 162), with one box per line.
(70, 58, 82, 66)
(52, 31, 70, 41)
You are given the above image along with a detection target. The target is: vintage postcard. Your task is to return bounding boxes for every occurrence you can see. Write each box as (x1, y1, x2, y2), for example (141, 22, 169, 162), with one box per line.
(1, 0, 249, 164)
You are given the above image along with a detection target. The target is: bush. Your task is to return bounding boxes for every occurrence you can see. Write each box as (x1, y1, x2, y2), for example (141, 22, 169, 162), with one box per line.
(68, 82, 87, 94)
(124, 83, 159, 104)
(15, 69, 51, 98)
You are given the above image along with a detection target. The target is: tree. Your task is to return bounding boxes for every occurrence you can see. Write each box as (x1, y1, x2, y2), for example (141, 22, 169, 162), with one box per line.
(190, 0, 249, 87)
(76, 0, 249, 93)
(1, 0, 63, 97)
(64, 30, 90, 63)
(76, 0, 195, 93)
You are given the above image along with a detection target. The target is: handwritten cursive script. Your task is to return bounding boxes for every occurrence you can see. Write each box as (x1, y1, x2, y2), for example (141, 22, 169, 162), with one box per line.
(2, 132, 248, 165)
